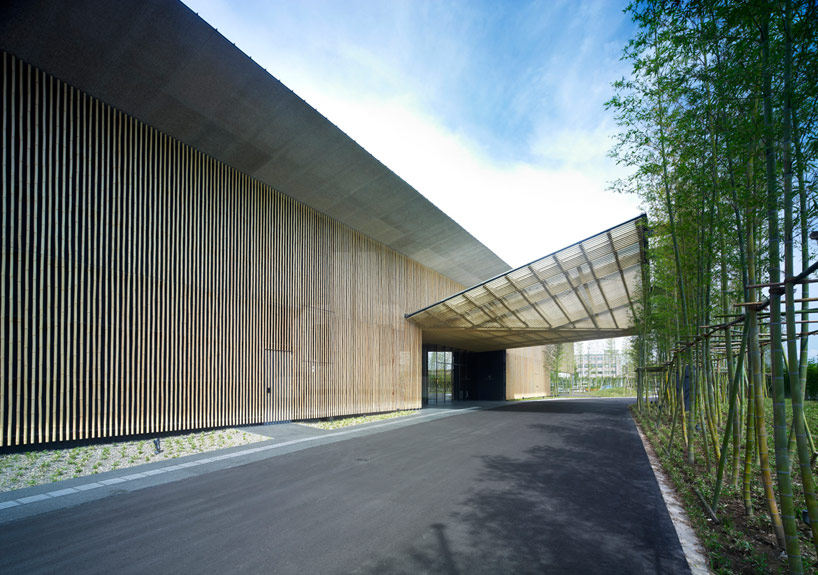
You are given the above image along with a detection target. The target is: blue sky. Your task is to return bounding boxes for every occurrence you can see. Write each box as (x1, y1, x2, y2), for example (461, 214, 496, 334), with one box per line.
(182, 0, 642, 267)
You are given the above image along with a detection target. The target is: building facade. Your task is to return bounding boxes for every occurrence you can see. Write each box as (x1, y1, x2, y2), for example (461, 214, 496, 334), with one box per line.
(1, 0, 644, 449)
(0, 1, 560, 448)
(574, 349, 632, 381)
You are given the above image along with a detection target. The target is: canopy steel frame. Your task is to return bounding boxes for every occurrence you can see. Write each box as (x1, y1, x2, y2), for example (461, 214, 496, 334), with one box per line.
(406, 215, 647, 351)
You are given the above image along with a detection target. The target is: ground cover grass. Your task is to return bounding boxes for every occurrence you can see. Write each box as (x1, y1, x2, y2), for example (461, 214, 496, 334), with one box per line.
(0, 410, 420, 494)
(0, 428, 267, 493)
(299, 410, 418, 430)
(633, 398, 818, 574)
(585, 386, 636, 398)
(552, 387, 636, 398)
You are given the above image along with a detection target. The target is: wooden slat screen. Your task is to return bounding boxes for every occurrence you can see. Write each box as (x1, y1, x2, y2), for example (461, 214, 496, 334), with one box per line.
(506, 346, 550, 399)
(0, 51, 462, 447)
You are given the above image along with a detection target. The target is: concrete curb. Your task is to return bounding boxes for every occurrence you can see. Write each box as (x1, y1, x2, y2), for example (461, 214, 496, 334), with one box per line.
(633, 417, 711, 575)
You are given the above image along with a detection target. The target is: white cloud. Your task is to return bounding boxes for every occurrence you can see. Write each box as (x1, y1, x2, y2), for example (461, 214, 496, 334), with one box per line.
(184, 0, 642, 268)
(293, 84, 641, 267)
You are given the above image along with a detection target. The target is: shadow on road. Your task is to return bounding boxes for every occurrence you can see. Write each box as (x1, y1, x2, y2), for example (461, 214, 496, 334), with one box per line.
(361, 400, 689, 574)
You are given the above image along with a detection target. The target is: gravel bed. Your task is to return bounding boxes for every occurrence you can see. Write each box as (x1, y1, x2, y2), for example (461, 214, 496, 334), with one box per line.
(299, 410, 418, 430)
(0, 428, 268, 493)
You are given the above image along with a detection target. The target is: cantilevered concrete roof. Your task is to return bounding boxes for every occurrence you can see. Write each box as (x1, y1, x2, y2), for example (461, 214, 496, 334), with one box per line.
(406, 216, 647, 352)
(0, 0, 509, 287)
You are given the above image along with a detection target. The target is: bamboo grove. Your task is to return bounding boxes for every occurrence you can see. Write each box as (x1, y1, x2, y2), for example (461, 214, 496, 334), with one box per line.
(607, 1, 818, 571)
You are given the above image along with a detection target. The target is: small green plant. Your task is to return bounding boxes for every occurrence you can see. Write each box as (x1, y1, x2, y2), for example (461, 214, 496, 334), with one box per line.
(735, 539, 752, 553)
(750, 551, 768, 572)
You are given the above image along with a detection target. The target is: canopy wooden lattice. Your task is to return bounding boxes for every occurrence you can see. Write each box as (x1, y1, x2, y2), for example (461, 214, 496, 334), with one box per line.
(406, 215, 648, 352)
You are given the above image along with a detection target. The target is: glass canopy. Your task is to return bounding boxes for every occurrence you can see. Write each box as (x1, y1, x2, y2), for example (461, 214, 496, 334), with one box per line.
(406, 215, 647, 352)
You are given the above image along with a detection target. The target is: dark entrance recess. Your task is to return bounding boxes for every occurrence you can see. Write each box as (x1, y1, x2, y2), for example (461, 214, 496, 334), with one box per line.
(421, 344, 505, 405)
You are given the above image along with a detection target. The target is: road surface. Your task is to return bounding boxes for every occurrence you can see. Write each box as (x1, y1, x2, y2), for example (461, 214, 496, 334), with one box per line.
(0, 398, 689, 574)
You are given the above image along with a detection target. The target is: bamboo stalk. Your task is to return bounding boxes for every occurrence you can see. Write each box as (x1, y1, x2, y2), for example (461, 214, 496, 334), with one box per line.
(782, 1, 818, 551)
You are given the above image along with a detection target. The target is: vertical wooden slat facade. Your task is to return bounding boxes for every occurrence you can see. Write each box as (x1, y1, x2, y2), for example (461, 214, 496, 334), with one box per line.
(506, 345, 550, 399)
(0, 52, 463, 447)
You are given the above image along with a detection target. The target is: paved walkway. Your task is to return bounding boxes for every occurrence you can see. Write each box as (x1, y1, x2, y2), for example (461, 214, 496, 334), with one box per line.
(0, 399, 690, 574)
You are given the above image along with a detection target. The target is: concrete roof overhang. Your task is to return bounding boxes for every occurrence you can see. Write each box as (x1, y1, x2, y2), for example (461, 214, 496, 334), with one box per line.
(406, 215, 648, 352)
(0, 0, 509, 287)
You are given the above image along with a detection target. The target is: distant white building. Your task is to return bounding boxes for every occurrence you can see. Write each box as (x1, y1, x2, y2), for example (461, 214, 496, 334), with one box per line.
(574, 348, 631, 380)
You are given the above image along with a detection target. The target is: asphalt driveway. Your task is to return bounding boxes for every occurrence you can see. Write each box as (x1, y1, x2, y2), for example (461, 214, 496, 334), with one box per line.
(0, 398, 689, 574)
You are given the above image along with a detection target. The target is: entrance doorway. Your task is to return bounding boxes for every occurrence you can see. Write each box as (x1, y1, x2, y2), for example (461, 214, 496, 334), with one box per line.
(423, 348, 454, 405)
(265, 350, 292, 422)
(422, 345, 506, 405)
